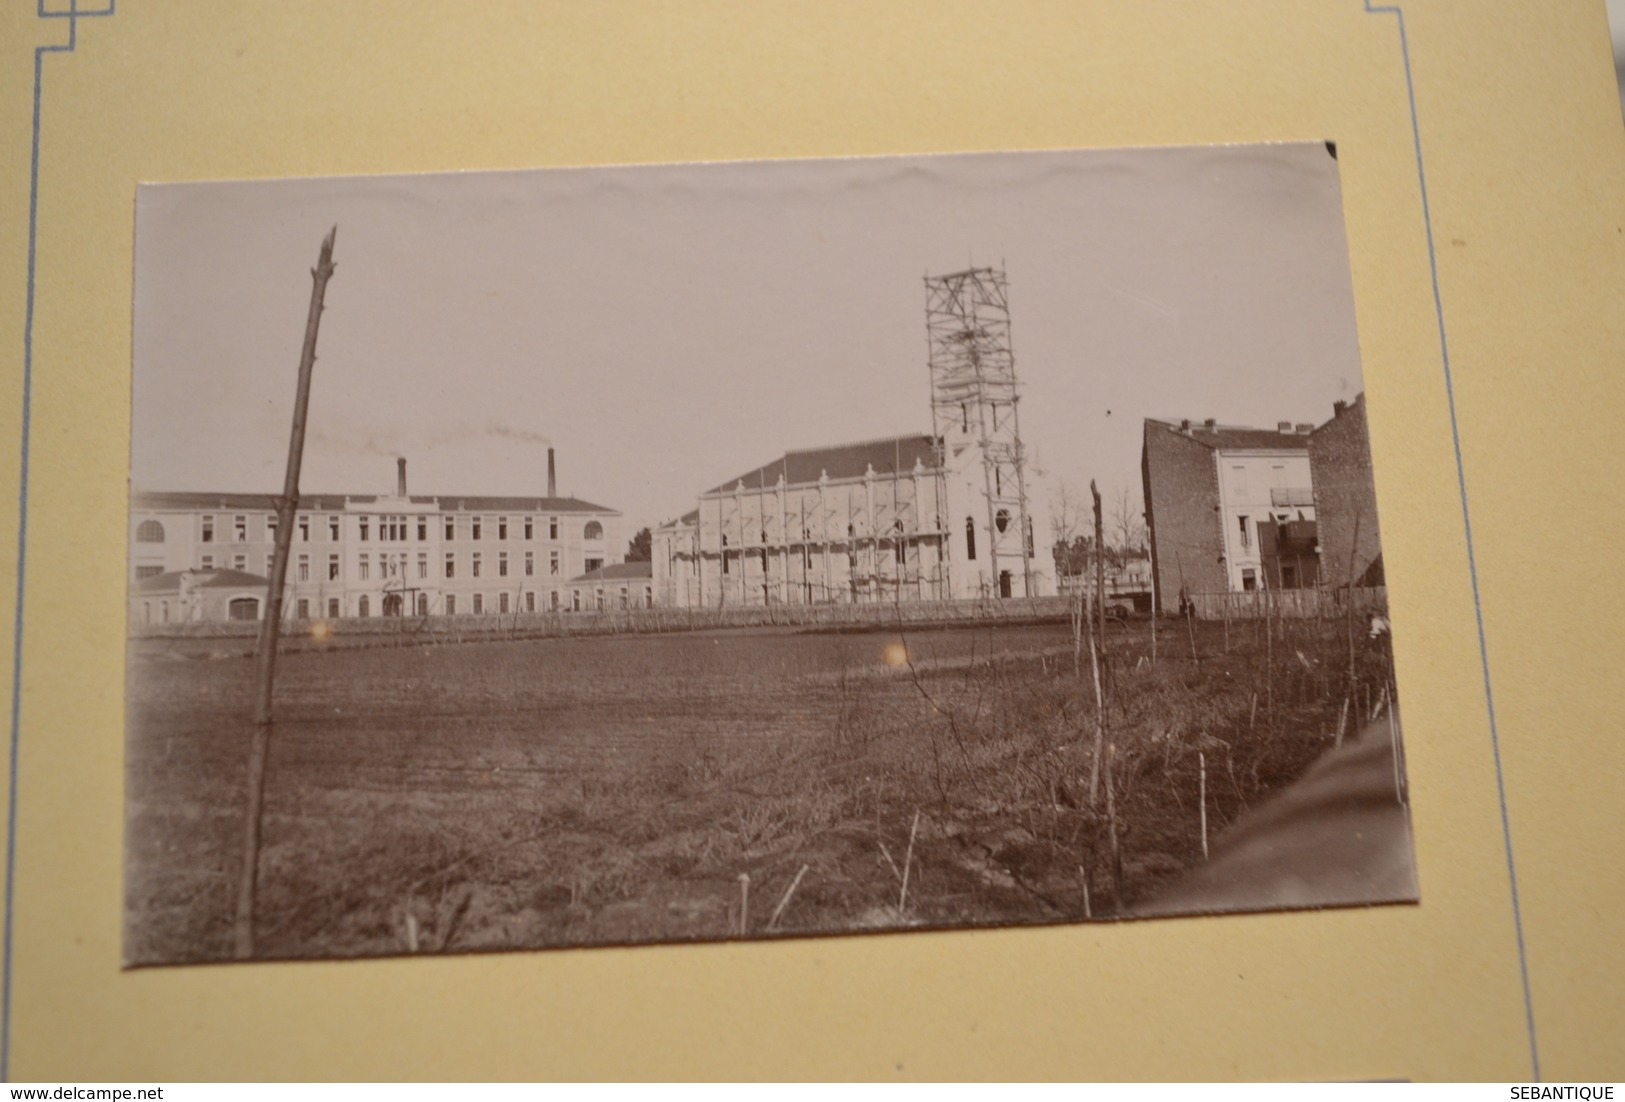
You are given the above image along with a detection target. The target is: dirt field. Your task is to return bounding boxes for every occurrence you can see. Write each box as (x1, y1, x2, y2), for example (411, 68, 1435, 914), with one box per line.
(124, 616, 1401, 965)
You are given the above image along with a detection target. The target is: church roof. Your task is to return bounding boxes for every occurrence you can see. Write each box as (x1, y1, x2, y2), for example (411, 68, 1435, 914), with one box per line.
(704, 434, 941, 495)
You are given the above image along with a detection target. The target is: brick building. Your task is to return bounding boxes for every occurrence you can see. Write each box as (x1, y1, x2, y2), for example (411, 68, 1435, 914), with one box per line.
(1309, 393, 1384, 588)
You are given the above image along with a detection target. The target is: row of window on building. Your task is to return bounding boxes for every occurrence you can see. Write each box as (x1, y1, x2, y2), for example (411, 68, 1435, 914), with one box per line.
(134, 549, 604, 583)
(134, 515, 603, 545)
(283, 586, 652, 617)
(137, 584, 656, 625)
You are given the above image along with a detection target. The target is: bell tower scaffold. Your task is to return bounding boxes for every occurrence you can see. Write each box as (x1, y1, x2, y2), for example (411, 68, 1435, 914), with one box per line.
(924, 266, 1037, 598)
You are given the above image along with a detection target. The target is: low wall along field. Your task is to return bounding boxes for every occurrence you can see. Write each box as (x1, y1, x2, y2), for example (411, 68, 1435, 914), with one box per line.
(130, 596, 1077, 651)
(124, 608, 1405, 964)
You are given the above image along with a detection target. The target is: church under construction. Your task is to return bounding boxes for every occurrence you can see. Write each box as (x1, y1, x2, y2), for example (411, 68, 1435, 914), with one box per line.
(651, 267, 1054, 608)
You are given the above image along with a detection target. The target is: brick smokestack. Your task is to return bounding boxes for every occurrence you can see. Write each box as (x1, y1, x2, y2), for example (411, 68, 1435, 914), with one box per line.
(397, 457, 407, 496)
(547, 447, 557, 498)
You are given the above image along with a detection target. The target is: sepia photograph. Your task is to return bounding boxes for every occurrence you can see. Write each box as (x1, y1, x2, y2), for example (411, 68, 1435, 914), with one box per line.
(125, 144, 1414, 966)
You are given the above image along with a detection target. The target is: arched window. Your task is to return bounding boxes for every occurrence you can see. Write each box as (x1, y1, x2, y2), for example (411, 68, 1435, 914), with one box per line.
(894, 520, 906, 565)
(995, 508, 1011, 533)
(965, 517, 977, 560)
(358, 595, 369, 618)
(227, 598, 260, 622)
(136, 520, 164, 543)
(584, 521, 604, 540)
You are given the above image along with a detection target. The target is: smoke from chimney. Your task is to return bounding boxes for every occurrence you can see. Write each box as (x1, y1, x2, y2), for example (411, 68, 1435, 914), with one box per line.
(547, 448, 557, 498)
(397, 457, 407, 497)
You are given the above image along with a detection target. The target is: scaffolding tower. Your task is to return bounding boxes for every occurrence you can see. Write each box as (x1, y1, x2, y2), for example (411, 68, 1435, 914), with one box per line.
(924, 266, 1036, 598)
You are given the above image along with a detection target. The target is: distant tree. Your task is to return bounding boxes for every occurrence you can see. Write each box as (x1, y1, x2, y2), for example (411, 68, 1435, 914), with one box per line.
(626, 526, 652, 563)
(1111, 484, 1147, 560)
(1053, 534, 1095, 578)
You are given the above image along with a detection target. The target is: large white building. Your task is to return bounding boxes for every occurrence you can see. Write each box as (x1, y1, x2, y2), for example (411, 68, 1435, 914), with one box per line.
(652, 267, 1054, 608)
(129, 454, 624, 624)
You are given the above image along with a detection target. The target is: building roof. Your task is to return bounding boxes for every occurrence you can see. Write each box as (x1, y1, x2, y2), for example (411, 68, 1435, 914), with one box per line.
(134, 568, 270, 594)
(568, 561, 652, 583)
(443, 495, 617, 514)
(704, 433, 941, 495)
(1310, 392, 1367, 437)
(131, 490, 616, 514)
(1145, 419, 1311, 453)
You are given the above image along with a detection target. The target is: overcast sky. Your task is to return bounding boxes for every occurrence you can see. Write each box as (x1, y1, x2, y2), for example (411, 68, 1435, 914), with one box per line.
(133, 143, 1366, 539)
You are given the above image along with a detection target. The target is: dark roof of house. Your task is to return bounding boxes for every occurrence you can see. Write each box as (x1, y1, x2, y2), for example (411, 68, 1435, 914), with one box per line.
(569, 561, 652, 583)
(1145, 419, 1311, 452)
(133, 568, 270, 594)
(131, 491, 616, 514)
(704, 434, 941, 495)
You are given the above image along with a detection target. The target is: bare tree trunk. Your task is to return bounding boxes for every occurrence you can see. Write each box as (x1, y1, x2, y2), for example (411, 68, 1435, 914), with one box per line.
(1092, 481, 1105, 662)
(236, 227, 338, 961)
(1086, 599, 1106, 808)
(1150, 556, 1158, 664)
(1104, 746, 1122, 912)
(1345, 511, 1364, 703)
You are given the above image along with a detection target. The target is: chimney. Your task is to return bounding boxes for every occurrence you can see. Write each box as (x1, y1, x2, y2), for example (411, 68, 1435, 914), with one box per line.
(1296, 422, 1314, 434)
(1179, 418, 1192, 432)
(1203, 418, 1217, 431)
(1333, 399, 1348, 416)
(547, 447, 557, 497)
(396, 457, 407, 497)
(1277, 421, 1293, 433)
